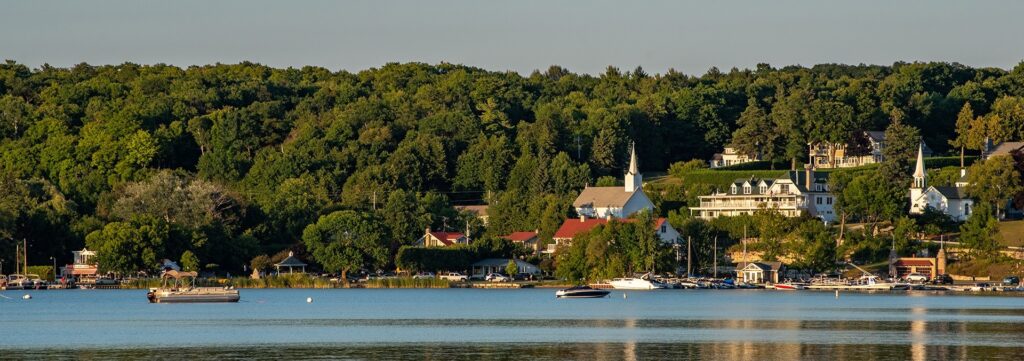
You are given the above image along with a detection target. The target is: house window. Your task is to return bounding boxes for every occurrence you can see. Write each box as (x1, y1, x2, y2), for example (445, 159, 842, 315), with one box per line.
(827, 197, 833, 205)
(815, 184, 822, 192)
(661, 224, 667, 233)
(816, 197, 822, 205)
(731, 185, 737, 194)
(743, 186, 751, 194)
(780, 184, 790, 194)
(759, 185, 767, 193)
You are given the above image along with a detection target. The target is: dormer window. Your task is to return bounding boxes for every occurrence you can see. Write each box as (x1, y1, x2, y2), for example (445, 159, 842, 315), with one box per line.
(780, 184, 790, 194)
(815, 184, 822, 192)
(759, 185, 767, 193)
(743, 186, 751, 194)
(731, 185, 738, 194)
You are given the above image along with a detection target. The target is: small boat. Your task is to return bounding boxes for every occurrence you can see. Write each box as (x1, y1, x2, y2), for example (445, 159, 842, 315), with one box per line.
(3, 274, 31, 290)
(773, 283, 805, 290)
(556, 286, 611, 298)
(147, 270, 239, 303)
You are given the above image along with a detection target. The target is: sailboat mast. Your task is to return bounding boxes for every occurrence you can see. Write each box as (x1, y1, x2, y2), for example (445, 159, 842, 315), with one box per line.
(687, 236, 692, 277)
(713, 236, 718, 278)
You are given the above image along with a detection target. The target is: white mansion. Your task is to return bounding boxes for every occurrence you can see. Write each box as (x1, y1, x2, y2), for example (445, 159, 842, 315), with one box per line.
(690, 166, 836, 222)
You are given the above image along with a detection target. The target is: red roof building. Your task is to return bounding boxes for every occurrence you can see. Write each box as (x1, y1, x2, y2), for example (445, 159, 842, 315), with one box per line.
(549, 216, 680, 253)
(415, 228, 468, 247)
(501, 231, 541, 253)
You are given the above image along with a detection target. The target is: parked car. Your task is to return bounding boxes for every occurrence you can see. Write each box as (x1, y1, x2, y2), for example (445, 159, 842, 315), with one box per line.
(412, 272, 435, 279)
(485, 273, 510, 282)
(905, 273, 929, 283)
(1002, 276, 1020, 286)
(440, 272, 468, 282)
(930, 274, 953, 285)
(513, 273, 535, 281)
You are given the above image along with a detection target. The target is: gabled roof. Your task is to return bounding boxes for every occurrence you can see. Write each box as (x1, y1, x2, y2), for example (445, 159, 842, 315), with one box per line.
(573, 186, 637, 208)
(735, 261, 783, 271)
(455, 205, 489, 217)
(276, 252, 307, 267)
(865, 131, 886, 142)
(930, 186, 969, 200)
(425, 231, 465, 246)
(988, 141, 1024, 158)
(553, 217, 670, 240)
(502, 231, 538, 242)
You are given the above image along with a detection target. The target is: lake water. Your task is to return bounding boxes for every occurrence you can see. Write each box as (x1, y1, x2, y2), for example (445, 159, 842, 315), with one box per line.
(2, 288, 1024, 360)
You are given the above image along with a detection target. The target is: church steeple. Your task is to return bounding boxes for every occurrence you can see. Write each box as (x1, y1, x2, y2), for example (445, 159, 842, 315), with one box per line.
(912, 142, 926, 189)
(624, 142, 642, 192)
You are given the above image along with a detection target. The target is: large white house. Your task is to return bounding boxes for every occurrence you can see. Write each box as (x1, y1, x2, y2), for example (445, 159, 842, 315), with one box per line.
(909, 143, 973, 221)
(690, 166, 836, 222)
(573, 144, 655, 219)
(710, 147, 761, 168)
(810, 131, 933, 169)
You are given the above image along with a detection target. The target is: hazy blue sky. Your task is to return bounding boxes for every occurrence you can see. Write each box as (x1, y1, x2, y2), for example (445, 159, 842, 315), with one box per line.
(3, 0, 1023, 75)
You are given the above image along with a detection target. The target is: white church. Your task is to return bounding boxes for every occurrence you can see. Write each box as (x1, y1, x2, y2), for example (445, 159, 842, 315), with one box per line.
(572, 143, 655, 219)
(909, 143, 973, 221)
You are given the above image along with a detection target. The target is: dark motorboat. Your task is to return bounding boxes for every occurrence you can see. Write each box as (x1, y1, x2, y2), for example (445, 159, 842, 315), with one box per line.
(556, 285, 610, 298)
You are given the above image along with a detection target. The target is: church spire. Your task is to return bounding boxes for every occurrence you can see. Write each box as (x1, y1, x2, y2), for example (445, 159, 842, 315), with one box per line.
(912, 142, 926, 189)
(624, 142, 642, 192)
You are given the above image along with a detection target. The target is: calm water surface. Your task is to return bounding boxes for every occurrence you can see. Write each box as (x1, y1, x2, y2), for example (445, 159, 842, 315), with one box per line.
(2, 288, 1024, 360)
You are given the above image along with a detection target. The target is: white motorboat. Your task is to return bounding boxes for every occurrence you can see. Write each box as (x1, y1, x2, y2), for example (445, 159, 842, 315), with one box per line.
(147, 270, 239, 303)
(610, 274, 667, 290)
(3, 274, 32, 290)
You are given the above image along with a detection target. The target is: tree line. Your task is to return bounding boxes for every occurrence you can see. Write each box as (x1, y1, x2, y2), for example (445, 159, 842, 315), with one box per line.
(2, 60, 1024, 276)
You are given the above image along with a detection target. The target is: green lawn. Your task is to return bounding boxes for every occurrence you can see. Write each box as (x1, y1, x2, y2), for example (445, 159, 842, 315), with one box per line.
(999, 220, 1024, 247)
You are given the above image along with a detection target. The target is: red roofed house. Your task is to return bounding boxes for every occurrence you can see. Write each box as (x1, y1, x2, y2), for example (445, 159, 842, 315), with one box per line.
(547, 216, 680, 253)
(501, 231, 541, 253)
(414, 227, 469, 247)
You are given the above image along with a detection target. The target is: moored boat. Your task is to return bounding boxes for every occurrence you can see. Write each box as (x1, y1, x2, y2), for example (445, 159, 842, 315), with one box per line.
(556, 286, 611, 298)
(147, 270, 239, 303)
(609, 273, 667, 290)
(773, 283, 805, 290)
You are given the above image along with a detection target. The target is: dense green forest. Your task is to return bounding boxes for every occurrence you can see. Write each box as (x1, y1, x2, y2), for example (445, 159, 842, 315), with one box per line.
(2, 60, 1024, 275)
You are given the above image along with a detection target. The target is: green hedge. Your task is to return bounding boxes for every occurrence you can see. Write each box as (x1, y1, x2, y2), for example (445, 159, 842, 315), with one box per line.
(365, 277, 451, 288)
(395, 246, 475, 273)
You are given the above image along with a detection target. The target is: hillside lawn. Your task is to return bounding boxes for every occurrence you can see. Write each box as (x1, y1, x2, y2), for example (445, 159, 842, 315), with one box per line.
(999, 220, 1024, 247)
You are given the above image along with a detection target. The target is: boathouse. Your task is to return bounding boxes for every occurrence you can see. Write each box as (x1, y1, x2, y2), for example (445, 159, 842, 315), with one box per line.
(735, 261, 784, 284)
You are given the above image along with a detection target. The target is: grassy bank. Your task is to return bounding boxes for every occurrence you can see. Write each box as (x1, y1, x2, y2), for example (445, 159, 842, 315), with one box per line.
(364, 277, 451, 288)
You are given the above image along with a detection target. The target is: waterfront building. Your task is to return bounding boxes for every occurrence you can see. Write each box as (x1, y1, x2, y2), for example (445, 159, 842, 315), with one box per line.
(690, 166, 836, 222)
(710, 147, 761, 168)
(548, 216, 680, 254)
(735, 261, 784, 284)
(60, 248, 99, 284)
(274, 252, 307, 274)
(572, 143, 654, 219)
(908, 143, 973, 221)
(414, 227, 468, 247)
(470, 258, 541, 278)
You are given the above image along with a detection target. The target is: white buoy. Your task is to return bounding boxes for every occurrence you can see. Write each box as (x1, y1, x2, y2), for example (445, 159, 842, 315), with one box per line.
(306, 297, 313, 303)
(623, 293, 627, 299)
(22, 294, 31, 300)
(835, 290, 839, 298)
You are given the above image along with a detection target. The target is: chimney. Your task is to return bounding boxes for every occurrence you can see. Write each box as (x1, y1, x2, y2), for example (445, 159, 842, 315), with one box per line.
(579, 214, 585, 222)
(804, 164, 813, 190)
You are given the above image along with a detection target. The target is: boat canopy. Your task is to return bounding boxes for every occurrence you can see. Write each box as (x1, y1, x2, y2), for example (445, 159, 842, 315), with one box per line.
(161, 270, 198, 279)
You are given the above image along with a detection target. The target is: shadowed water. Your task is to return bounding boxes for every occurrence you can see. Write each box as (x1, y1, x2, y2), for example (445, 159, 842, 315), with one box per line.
(2, 288, 1024, 360)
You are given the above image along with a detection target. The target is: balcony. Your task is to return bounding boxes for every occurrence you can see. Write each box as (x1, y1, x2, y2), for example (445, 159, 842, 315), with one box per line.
(695, 199, 802, 210)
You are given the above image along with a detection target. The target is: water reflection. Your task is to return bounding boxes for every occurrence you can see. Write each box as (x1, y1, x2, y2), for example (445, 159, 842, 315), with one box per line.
(7, 343, 1018, 360)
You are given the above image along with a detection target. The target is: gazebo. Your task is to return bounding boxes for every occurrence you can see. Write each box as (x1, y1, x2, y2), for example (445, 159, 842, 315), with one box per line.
(275, 252, 307, 274)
